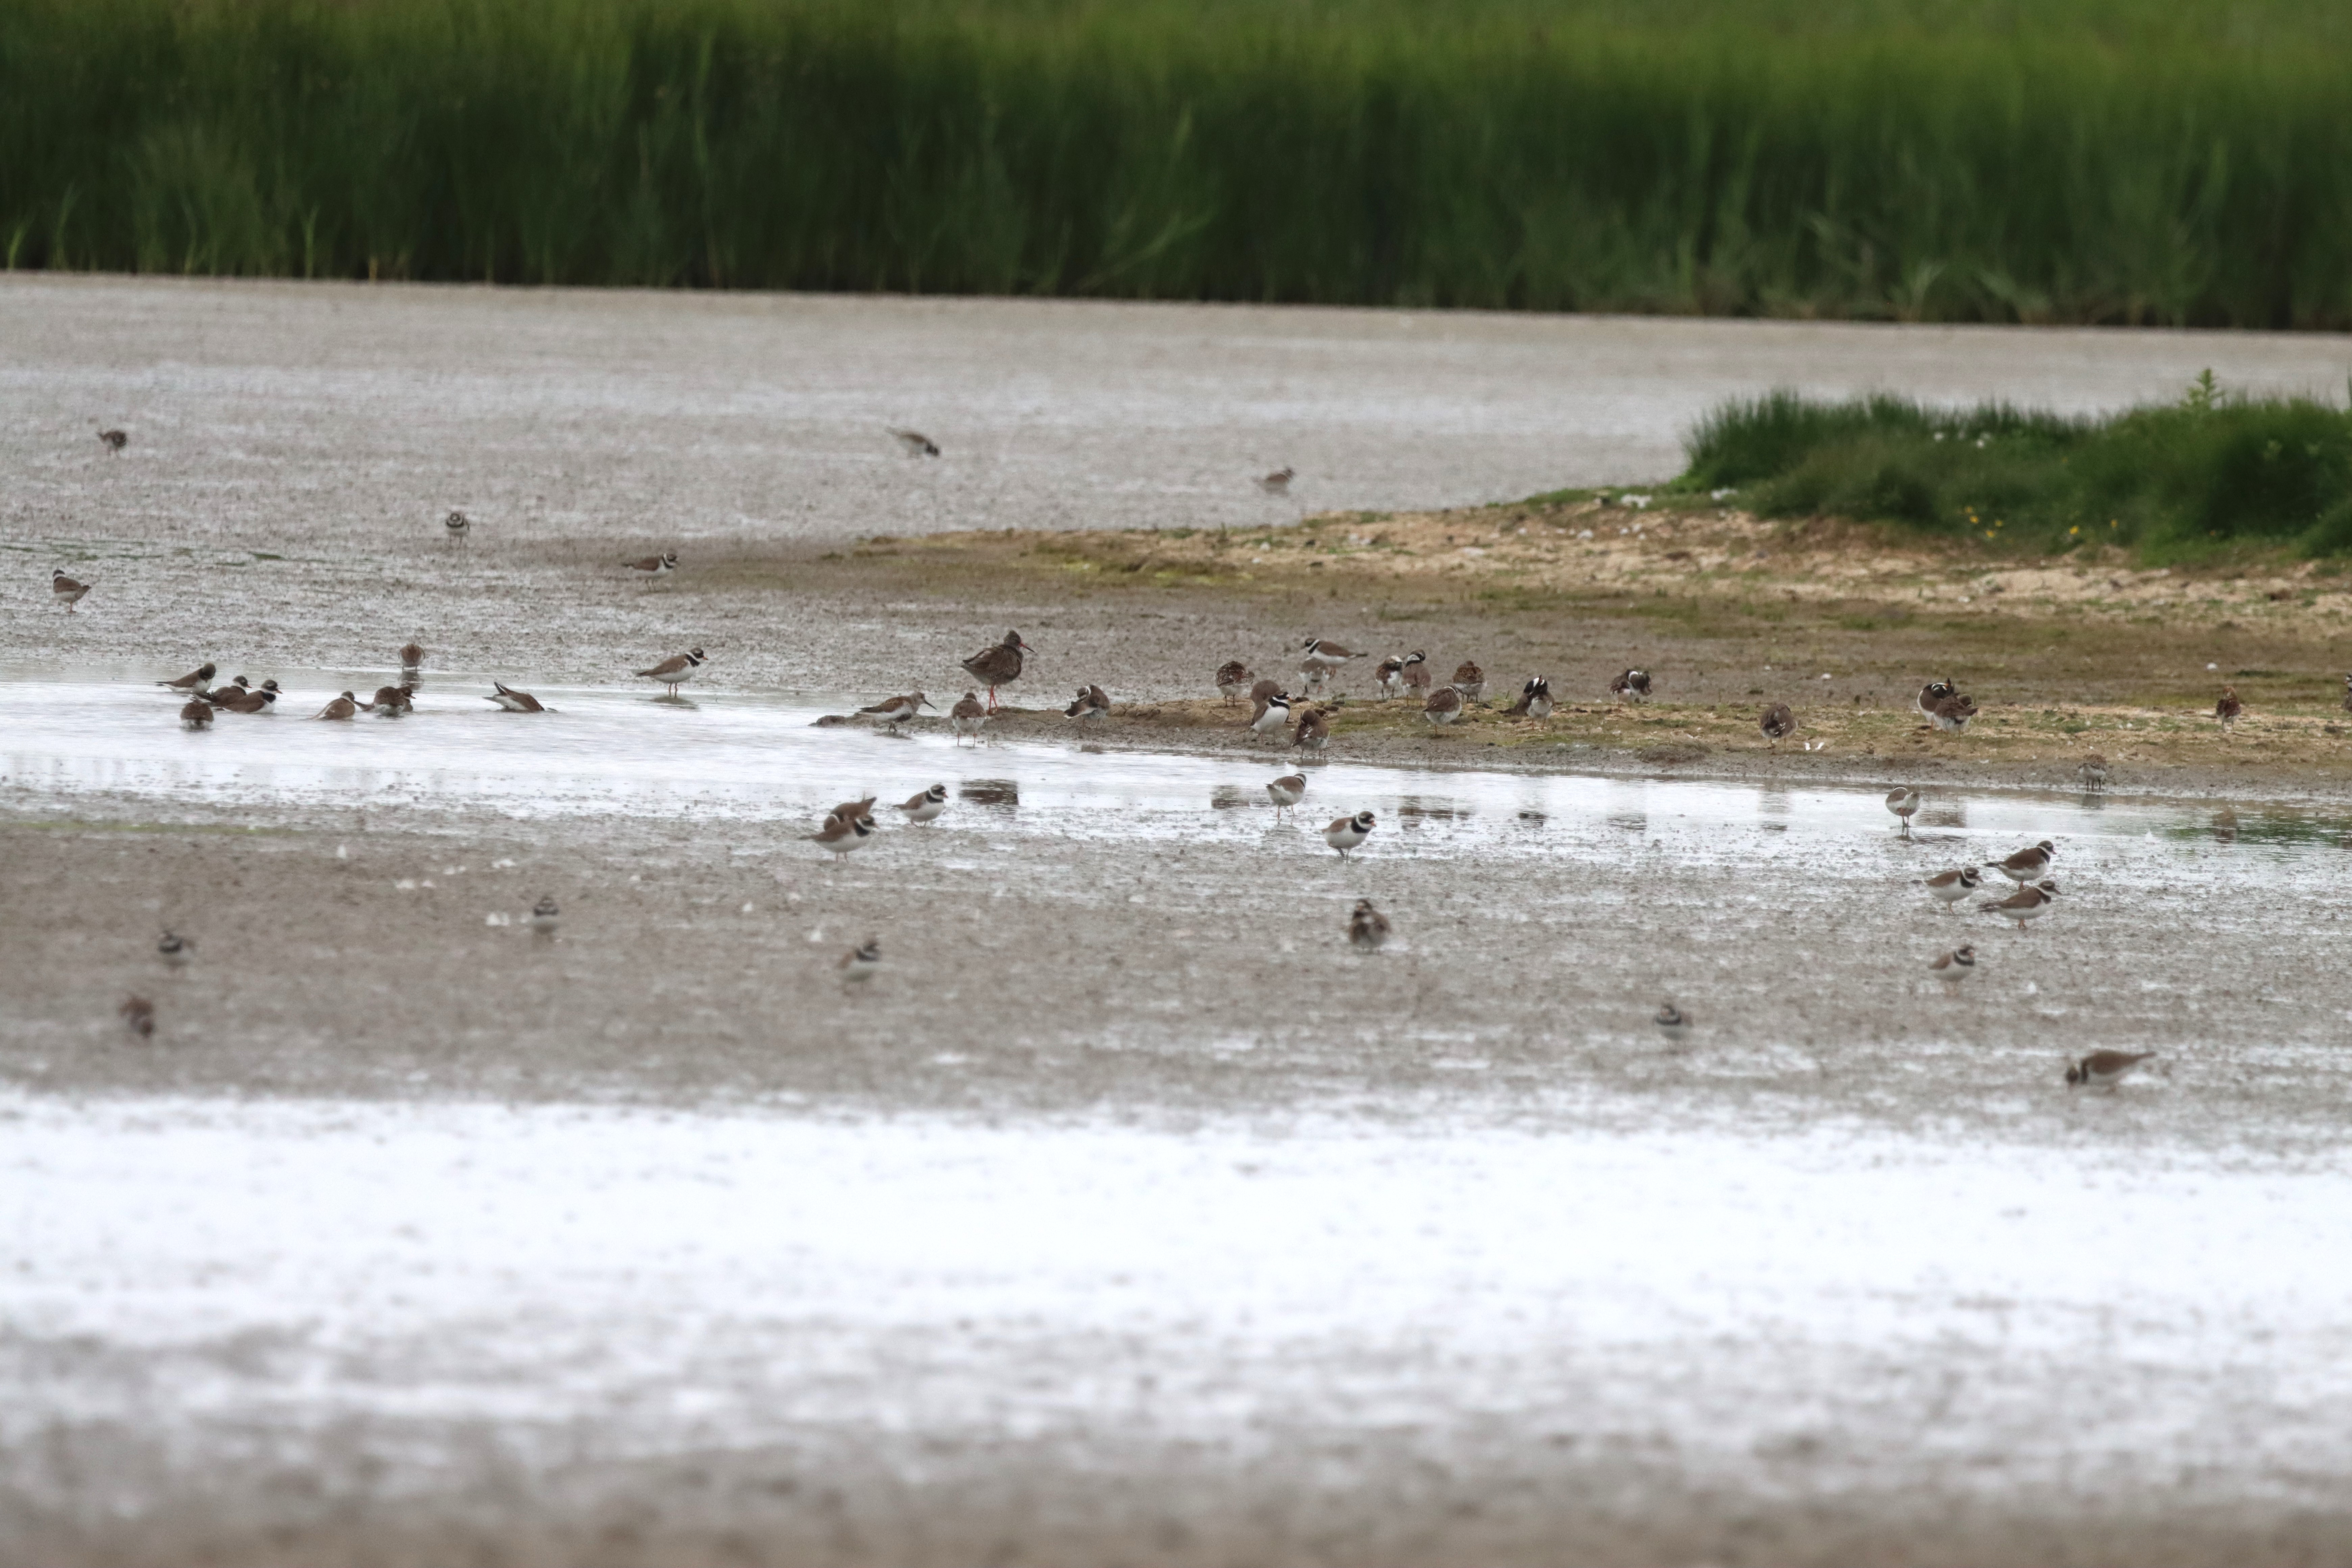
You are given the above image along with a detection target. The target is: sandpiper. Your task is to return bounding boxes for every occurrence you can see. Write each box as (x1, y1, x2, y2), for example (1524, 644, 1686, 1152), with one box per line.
(1348, 899, 1391, 953)
(1927, 945, 1976, 990)
(159, 662, 217, 692)
(1250, 691, 1293, 737)
(1759, 703, 1795, 741)
(950, 690, 989, 744)
(1508, 677, 1554, 718)
(120, 994, 154, 1039)
(1930, 693, 1978, 731)
(1610, 668, 1653, 703)
(1884, 786, 1921, 834)
(809, 813, 877, 860)
(858, 691, 933, 729)
(99, 428, 128, 452)
(2216, 685, 2244, 729)
(158, 931, 194, 971)
(179, 697, 214, 729)
(367, 684, 415, 716)
(1292, 705, 1330, 752)
(1266, 773, 1306, 815)
(1257, 467, 1295, 495)
(1215, 661, 1254, 705)
(531, 895, 560, 934)
(400, 642, 425, 672)
(1064, 684, 1111, 722)
(2078, 753, 2109, 790)
(1983, 878, 2059, 930)
(635, 647, 706, 695)
(888, 428, 940, 457)
(1374, 656, 1406, 698)
(1924, 867, 1982, 911)
(314, 691, 360, 720)
(2066, 1049, 2155, 1088)
(1423, 686, 1464, 726)
(1452, 661, 1486, 702)
(1994, 839, 2056, 884)
(1323, 809, 1375, 860)
(52, 569, 91, 612)
(896, 784, 949, 824)
(1653, 1002, 1690, 1044)
(486, 682, 549, 713)
(444, 509, 470, 545)
(624, 552, 679, 578)
(840, 939, 885, 982)
(961, 630, 1032, 711)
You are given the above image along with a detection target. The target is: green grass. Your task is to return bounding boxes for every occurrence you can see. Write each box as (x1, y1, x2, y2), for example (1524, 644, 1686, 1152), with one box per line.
(6, 0, 2352, 325)
(1679, 377, 2352, 559)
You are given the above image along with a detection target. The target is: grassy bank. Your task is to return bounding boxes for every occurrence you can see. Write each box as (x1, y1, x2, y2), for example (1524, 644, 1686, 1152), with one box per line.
(7, 0, 2352, 326)
(1679, 379, 2352, 561)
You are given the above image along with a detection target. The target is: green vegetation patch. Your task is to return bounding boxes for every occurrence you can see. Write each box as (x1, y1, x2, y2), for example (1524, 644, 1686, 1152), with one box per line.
(1681, 378, 2352, 560)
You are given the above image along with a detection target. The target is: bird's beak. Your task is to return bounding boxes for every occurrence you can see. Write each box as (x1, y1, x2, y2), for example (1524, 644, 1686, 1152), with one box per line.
(1019, 639, 1035, 654)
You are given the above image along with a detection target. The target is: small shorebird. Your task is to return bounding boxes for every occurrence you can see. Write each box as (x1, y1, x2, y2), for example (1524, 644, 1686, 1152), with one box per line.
(1923, 867, 1982, 911)
(1994, 839, 2056, 884)
(1610, 668, 1652, 703)
(1374, 656, 1406, 698)
(1916, 679, 1956, 723)
(198, 675, 249, 704)
(1299, 638, 1362, 684)
(1293, 705, 1330, 752)
(1452, 661, 1485, 702)
(99, 428, 128, 453)
(810, 813, 876, 860)
(531, 895, 560, 934)
(896, 784, 949, 824)
(52, 569, 91, 612)
(444, 509, 470, 546)
(635, 647, 706, 695)
(1653, 1002, 1690, 1044)
(1256, 467, 1295, 495)
(158, 931, 194, 971)
(486, 682, 549, 713)
(314, 691, 360, 720)
(1983, 878, 2059, 930)
(1323, 809, 1375, 860)
(1348, 899, 1391, 953)
(961, 630, 1032, 711)
(159, 662, 217, 692)
(120, 994, 154, 1039)
(2067, 1049, 2155, 1088)
(2216, 685, 2243, 730)
(1508, 677, 1554, 718)
(400, 642, 425, 672)
(1759, 703, 1795, 742)
(1927, 945, 1976, 991)
(1215, 661, 1254, 705)
(858, 691, 933, 729)
(1400, 651, 1432, 697)
(1884, 786, 1921, 835)
(1250, 691, 1292, 737)
(888, 428, 940, 457)
(1266, 773, 1306, 815)
(2078, 753, 2109, 790)
(213, 682, 278, 714)
(840, 938, 885, 983)
(827, 796, 879, 827)
(1930, 693, 1978, 732)
(624, 552, 679, 579)
(950, 691, 989, 744)
(367, 684, 415, 716)
(179, 698, 214, 730)
(1248, 677, 1284, 712)
(2342, 673, 2352, 715)
(1064, 684, 1111, 723)
(1423, 686, 1464, 726)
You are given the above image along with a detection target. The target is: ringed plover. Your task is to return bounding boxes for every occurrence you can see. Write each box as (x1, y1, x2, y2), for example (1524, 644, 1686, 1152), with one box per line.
(1348, 899, 1391, 953)
(2066, 1050, 2154, 1088)
(896, 784, 949, 824)
(1322, 809, 1375, 860)
(635, 647, 706, 695)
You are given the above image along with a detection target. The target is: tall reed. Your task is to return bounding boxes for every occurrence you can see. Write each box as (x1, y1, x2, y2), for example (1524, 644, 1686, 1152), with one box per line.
(6, 0, 2352, 326)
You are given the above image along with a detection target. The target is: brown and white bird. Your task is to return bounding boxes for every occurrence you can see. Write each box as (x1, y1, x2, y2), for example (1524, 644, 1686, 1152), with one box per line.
(1930, 692, 1978, 732)
(961, 630, 1032, 711)
(400, 642, 425, 672)
(314, 691, 360, 721)
(2078, 753, 2109, 790)
(809, 813, 877, 860)
(1884, 786, 1921, 834)
(198, 675, 250, 704)
(827, 796, 879, 827)
(636, 647, 706, 695)
(1423, 686, 1464, 726)
(1924, 867, 1982, 911)
(158, 931, 194, 971)
(1400, 650, 1432, 696)
(2067, 1049, 2155, 1088)
(51, 569, 91, 612)
(1374, 656, 1406, 698)
(444, 509, 471, 546)
(1994, 839, 2056, 884)
(1759, 703, 1796, 741)
(888, 428, 940, 457)
(158, 662, 217, 693)
(1215, 661, 1254, 705)
(1348, 899, 1391, 953)
(1927, 945, 1976, 990)
(531, 895, 560, 934)
(1452, 661, 1486, 702)
(1064, 684, 1111, 723)
(2342, 673, 2352, 715)
(1323, 809, 1375, 860)
(367, 684, 415, 716)
(1293, 704, 1331, 752)
(840, 938, 885, 983)
(1299, 638, 1363, 683)
(1257, 466, 1295, 495)
(949, 690, 990, 744)
(120, 994, 154, 1039)
(858, 691, 933, 728)
(896, 784, 949, 824)
(1250, 691, 1293, 736)
(213, 681, 279, 714)
(486, 682, 549, 713)
(178, 698, 214, 730)
(1609, 668, 1652, 703)
(1508, 677, 1554, 719)
(1983, 878, 2059, 930)
(2216, 685, 2243, 729)
(624, 552, 678, 579)
(1916, 679, 1957, 722)
(1653, 1002, 1691, 1044)
(1266, 773, 1306, 815)
(98, 428, 128, 453)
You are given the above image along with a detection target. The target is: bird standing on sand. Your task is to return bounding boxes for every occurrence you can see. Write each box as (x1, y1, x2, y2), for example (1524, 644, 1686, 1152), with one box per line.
(445, 510, 470, 546)
(1994, 840, 2056, 884)
(840, 939, 885, 983)
(1299, 638, 1362, 687)
(1266, 773, 1306, 815)
(1250, 691, 1293, 737)
(950, 691, 989, 744)
(1927, 946, 1976, 991)
(1884, 787, 1920, 835)
(1215, 661, 1254, 705)
(1509, 677, 1554, 718)
(99, 428, 128, 453)
(1293, 704, 1331, 752)
(896, 784, 949, 824)
(52, 570, 91, 612)
(1983, 878, 2060, 930)
(625, 552, 678, 579)
(1423, 686, 1464, 726)
(1452, 661, 1486, 702)
(1916, 680, 1956, 722)
(1064, 685, 1111, 723)
(1759, 703, 1796, 742)
(635, 647, 706, 695)
(1400, 651, 1432, 697)
(531, 896, 560, 934)
(1654, 1002, 1691, 1044)
(2216, 685, 2244, 730)
(1348, 899, 1391, 953)
(2067, 1050, 2154, 1088)
(1375, 656, 1406, 698)
(159, 663, 217, 693)
(158, 931, 194, 971)
(888, 428, 941, 457)
(1610, 668, 1652, 703)
(120, 995, 154, 1039)
(1930, 692, 1979, 731)
(1923, 867, 1982, 911)
(1257, 467, 1295, 495)
(961, 631, 1033, 711)
(810, 813, 876, 860)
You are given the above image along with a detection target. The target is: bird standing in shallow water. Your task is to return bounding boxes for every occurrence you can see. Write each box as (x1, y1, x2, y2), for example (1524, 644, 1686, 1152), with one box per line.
(1266, 773, 1306, 815)
(2078, 753, 2108, 790)
(1884, 786, 1921, 835)
(950, 691, 989, 745)
(961, 631, 1032, 712)
(1323, 810, 1375, 860)
(635, 648, 706, 696)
